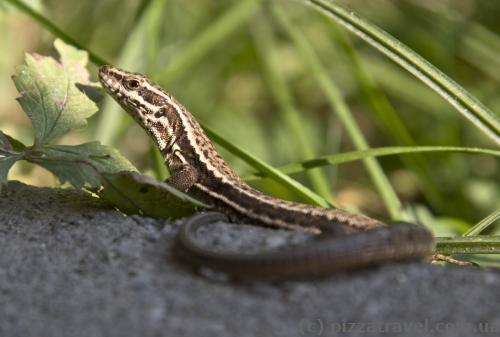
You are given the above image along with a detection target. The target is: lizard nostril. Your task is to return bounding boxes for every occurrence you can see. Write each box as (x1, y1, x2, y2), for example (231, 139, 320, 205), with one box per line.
(99, 65, 111, 75)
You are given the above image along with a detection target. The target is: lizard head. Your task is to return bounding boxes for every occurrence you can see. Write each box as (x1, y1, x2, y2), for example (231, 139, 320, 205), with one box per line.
(98, 65, 173, 124)
(99, 65, 181, 151)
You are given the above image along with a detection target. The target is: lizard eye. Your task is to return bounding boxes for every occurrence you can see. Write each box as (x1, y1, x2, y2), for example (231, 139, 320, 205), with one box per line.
(124, 78, 141, 90)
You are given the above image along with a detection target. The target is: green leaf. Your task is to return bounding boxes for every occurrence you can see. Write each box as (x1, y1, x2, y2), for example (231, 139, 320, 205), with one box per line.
(0, 131, 26, 154)
(0, 131, 25, 185)
(54, 39, 103, 102)
(0, 156, 19, 185)
(0, 132, 13, 153)
(12, 39, 99, 144)
(5, 40, 135, 191)
(26, 142, 136, 188)
(54, 39, 96, 84)
(98, 171, 210, 219)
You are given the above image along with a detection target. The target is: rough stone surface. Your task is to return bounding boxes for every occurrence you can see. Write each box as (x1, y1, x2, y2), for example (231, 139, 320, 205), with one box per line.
(0, 181, 499, 337)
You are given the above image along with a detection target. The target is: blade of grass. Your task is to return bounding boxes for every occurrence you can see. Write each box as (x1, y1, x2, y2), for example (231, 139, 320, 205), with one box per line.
(154, 0, 262, 85)
(5, 0, 108, 66)
(366, 58, 447, 113)
(459, 22, 500, 84)
(144, 0, 170, 179)
(307, 0, 500, 145)
(327, 22, 448, 213)
(271, 3, 402, 219)
(251, 20, 333, 201)
(201, 122, 331, 208)
(409, 3, 500, 84)
(146, 0, 168, 75)
(243, 146, 500, 179)
(94, 0, 169, 180)
(463, 208, 500, 237)
(94, 0, 150, 143)
(435, 236, 500, 255)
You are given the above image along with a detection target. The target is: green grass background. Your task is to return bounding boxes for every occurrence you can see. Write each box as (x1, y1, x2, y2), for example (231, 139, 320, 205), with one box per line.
(1, 0, 499, 247)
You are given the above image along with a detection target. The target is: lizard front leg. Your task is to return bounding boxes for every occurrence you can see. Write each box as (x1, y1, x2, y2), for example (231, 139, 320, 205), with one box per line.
(166, 162, 199, 192)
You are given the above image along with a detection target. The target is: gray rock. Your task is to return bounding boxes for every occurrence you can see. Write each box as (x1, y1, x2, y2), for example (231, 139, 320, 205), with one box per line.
(0, 181, 498, 337)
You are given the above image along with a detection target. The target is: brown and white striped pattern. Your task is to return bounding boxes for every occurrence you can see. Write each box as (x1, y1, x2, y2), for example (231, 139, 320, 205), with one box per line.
(99, 65, 386, 233)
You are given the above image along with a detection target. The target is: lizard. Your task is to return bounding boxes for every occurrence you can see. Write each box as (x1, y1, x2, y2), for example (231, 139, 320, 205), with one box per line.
(98, 65, 435, 280)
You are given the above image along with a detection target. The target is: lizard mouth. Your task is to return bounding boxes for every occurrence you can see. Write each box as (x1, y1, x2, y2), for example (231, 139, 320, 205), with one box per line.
(98, 65, 122, 95)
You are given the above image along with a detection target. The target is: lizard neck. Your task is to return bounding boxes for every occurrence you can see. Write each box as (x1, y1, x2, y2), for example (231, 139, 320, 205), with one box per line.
(155, 95, 243, 185)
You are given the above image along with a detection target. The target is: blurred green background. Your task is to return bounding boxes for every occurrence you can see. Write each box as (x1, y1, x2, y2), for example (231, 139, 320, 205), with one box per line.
(1, 0, 499, 233)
